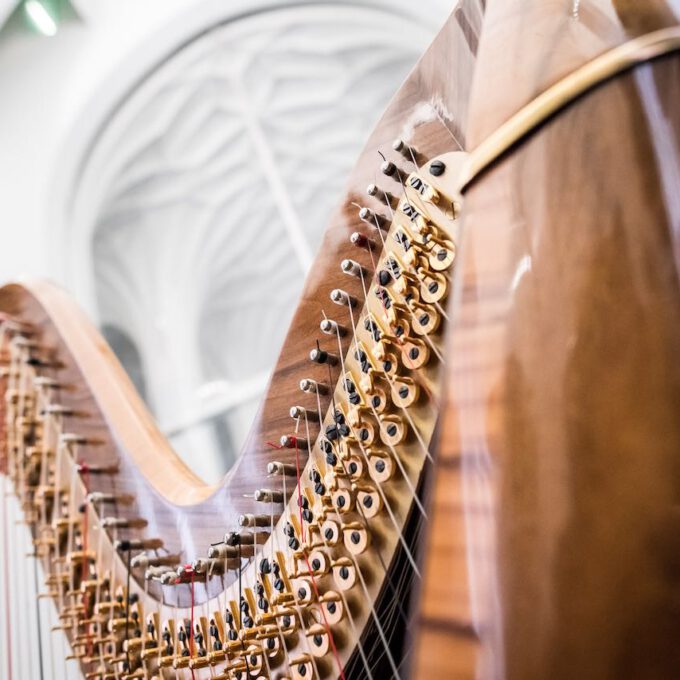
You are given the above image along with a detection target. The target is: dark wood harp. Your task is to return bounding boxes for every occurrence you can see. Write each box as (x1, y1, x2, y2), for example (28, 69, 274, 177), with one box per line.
(2, 2, 680, 679)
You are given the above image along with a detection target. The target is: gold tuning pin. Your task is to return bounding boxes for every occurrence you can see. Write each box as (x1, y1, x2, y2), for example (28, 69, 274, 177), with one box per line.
(399, 337, 429, 371)
(66, 549, 96, 563)
(342, 522, 370, 555)
(354, 484, 382, 518)
(406, 172, 440, 204)
(368, 451, 394, 483)
(379, 414, 408, 447)
(319, 591, 344, 624)
(426, 236, 456, 271)
(290, 654, 314, 680)
(390, 375, 420, 408)
(411, 304, 440, 336)
(306, 623, 330, 657)
(418, 268, 448, 304)
(331, 557, 357, 590)
(37, 590, 60, 600)
(95, 601, 124, 616)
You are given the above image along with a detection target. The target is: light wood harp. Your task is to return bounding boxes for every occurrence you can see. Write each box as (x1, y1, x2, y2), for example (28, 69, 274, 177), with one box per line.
(2, 1, 680, 679)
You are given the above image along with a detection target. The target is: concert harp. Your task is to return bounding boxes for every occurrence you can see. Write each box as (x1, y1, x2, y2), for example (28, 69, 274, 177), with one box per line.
(2, 1, 680, 679)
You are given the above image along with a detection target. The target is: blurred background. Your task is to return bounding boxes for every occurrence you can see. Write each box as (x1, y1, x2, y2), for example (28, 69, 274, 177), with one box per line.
(0, 0, 452, 483)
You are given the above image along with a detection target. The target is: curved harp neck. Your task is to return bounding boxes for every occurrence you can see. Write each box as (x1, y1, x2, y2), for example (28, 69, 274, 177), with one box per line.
(468, 0, 680, 146)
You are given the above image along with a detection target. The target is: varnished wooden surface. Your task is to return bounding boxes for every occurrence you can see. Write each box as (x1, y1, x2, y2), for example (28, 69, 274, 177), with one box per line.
(414, 2, 680, 676)
(467, 0, 680, 147)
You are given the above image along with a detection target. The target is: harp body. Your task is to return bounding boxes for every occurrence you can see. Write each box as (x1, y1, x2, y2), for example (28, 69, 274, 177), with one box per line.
(2, 1, 680, 679)
(415, 1, 680, 678)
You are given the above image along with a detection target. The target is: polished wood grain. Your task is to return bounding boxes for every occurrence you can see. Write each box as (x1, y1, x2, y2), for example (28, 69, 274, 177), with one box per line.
(466, 0, 680, 147)
(414, 2, 680, 677)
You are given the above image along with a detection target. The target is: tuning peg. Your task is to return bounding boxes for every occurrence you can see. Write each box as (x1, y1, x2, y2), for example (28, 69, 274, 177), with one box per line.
(254, 489, 284, 503)
(392, 138, 418, 160)
(381, 160, 403, 180)
(131, 553, 178, 569)
(299, 378, 327, 395)
(279, 435, 306, 449)
(330, 289, 356, 308)
(320, 318, 346, 337)
(266, 461, 297, 477)
(289, 405, 318, 422)
(358, 206, 386, 229)
(76, 462, 119, 475)
(101, 517, 148, 530)
(239, 513, 280, 528)
(33, 376, 62, 389)
(350, 232, 375, 250)
(115, 538, 163, 551)
(144, 565, 177, 582)
(366, 183, 397, 207)
(86, 492, 134, 506)
(309, 347, 337, 366)
(341, 259, 365, 279)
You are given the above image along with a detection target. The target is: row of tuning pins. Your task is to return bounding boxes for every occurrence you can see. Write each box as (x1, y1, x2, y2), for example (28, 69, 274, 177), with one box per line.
(272, 137, 456, 547)
(2, 347, 125, 647)
(138, 587, 314, 679)
(187, 140, 452, 678)
(351, 137, 442, 248)
(132, 525, 325, 679)
(255, 138, 425, 485)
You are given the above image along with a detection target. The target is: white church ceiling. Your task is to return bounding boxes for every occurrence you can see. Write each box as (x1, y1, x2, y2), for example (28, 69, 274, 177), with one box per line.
(76, 1, 452, 482)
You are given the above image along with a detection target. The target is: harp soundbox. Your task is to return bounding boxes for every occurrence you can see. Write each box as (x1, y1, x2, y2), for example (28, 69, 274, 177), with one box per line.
(3, 1, 680, 679)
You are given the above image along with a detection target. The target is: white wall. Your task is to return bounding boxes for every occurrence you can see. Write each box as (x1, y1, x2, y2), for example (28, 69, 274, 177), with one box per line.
(0, 0, 209, 288)
(0, 0, 452, 298)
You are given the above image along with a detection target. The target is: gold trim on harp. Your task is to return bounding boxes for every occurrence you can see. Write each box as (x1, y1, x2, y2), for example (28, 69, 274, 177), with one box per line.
(458, 26, 680, 193)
